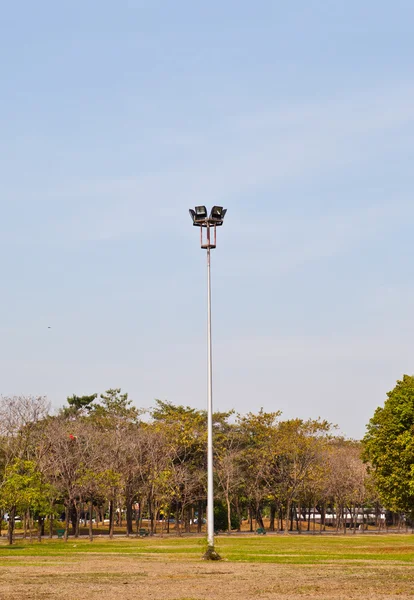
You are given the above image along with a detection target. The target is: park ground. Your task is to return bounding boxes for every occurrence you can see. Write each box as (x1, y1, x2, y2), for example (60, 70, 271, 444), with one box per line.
(1, 534, 414, 599)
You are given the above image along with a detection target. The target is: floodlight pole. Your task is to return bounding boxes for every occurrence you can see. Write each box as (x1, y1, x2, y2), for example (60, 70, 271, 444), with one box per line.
(190, 208, 225, 561)
(206, 241, 214, 552)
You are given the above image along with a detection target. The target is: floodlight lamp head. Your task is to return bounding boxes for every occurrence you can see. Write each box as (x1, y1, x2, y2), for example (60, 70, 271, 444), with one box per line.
(195, 205, 207, 219)
(190, 205, 208, 226)
(210, 206, 227, 225)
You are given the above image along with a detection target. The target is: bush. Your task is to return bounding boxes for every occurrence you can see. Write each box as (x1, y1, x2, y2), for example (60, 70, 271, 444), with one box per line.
(213, 502, 240, 532)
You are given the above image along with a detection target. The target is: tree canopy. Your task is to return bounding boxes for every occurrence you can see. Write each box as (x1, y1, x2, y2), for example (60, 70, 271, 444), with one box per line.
(363, 374, 414, 514)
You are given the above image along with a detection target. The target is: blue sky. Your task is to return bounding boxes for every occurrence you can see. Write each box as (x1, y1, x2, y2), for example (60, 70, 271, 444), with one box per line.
(1, 0, 413, 438)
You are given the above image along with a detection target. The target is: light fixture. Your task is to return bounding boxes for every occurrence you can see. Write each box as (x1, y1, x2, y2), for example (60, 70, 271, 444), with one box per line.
(189, 206, 227, 228)
(189, 206, 209, 226)
(210, 206, 227, 224)
(195, 205, 207, 219)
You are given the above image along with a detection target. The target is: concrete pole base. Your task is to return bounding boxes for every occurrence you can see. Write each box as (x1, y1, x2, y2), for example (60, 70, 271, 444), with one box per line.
(203, 546, 222, 561)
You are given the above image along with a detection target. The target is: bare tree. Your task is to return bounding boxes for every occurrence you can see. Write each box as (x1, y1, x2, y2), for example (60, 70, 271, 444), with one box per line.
(326, 440, 369, 533)
(0, 395, 50, 541)
(0, 395, 50, 462)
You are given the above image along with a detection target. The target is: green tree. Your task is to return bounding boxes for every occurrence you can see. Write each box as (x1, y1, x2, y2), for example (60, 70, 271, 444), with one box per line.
(0, 459, 54, 544)
(95, 388, 138, 421)
(64, 394, 97, 417)
(151, 400, 207, 534)
(237, 410, 281, 531)
(363, 374, 414, 515)
(265, 418, 331, 533)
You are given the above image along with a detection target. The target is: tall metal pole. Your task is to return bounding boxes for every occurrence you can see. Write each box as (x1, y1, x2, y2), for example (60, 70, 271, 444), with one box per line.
(206, 243, 214, 549)
(189, 207, 225, 560)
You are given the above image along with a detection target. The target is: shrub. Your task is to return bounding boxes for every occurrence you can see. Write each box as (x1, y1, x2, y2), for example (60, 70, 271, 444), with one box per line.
(214, 502, 240, 531)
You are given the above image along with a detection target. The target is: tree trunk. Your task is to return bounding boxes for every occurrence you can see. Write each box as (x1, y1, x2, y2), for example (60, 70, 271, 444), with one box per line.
(269, 503, 276, 532)
(284, 502, 291, 534)
(70, 503, 77, 536)
(64, 505, 70, 541)
(295, 504, 300, 532)
(226, 494, 232, 534)
(234, 497, 241, 532)
(7, 506, 16, 545)
(256, 506, 265, 530)
(126, 499, 133, 537)
(135, 503, 142, 536)
(175, 506, 181, 536)
(185, 506, 191, 533)
(139, 503, 143, 530)
(150, 499, 155, 534)
(23, 510, 28, 539)
(88, 502, 93, 542)
(249, 504, 253, 532)
(37, 516, 44, 542)
(197, 500, 203, 534)
(49, 513, 53, 539)
(74, 503, 81, 538)
(109, 499, 115, 539)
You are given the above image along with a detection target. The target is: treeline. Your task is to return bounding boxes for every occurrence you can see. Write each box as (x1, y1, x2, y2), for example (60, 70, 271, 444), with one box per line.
(1, 376, 413, 545)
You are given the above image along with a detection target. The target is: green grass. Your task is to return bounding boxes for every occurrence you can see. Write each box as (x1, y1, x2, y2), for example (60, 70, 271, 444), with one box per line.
(0, 534, 413, 565)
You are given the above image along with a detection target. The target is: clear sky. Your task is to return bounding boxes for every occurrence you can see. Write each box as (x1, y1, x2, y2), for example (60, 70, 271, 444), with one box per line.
(1, 1, 413, 439)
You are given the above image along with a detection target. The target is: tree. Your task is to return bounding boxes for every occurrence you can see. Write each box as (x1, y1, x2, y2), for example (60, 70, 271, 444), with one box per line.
(0, 395, 50, 539)
(267, 419, 331, 533)
(91, 388, 140, 537)
(0, 459, 54, 544)
(63, 394, 97, 417)
(0, 395, 50, 463)
(214, 427, 244, 533)
(151, 401, 207, 534)
(326, 440, 368, 533)
(95, 388, 139, 422)
(237, 410, 280, 531)
(363, 374, 414, 515)
(39, 417, 103, 540)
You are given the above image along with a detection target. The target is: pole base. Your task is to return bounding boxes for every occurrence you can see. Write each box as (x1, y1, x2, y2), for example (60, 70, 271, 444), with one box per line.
(203, 546, 222, 561)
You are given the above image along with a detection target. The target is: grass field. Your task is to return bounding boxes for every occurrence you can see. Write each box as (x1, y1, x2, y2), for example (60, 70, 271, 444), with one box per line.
(1, 534, 413, 599)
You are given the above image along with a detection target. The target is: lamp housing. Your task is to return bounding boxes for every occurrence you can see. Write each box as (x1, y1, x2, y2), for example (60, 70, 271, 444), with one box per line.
(210, 206, 227, 224)
(189, 206, 227, 231)
(190, 205, 208, 226)
(195, 205, 208, 220)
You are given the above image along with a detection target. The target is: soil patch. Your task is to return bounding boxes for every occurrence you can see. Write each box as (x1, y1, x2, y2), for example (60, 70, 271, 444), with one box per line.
(1, 554, 414, 599)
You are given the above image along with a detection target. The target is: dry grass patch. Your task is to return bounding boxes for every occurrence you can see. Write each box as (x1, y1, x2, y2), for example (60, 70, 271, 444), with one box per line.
(1, 535, 414, 599)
